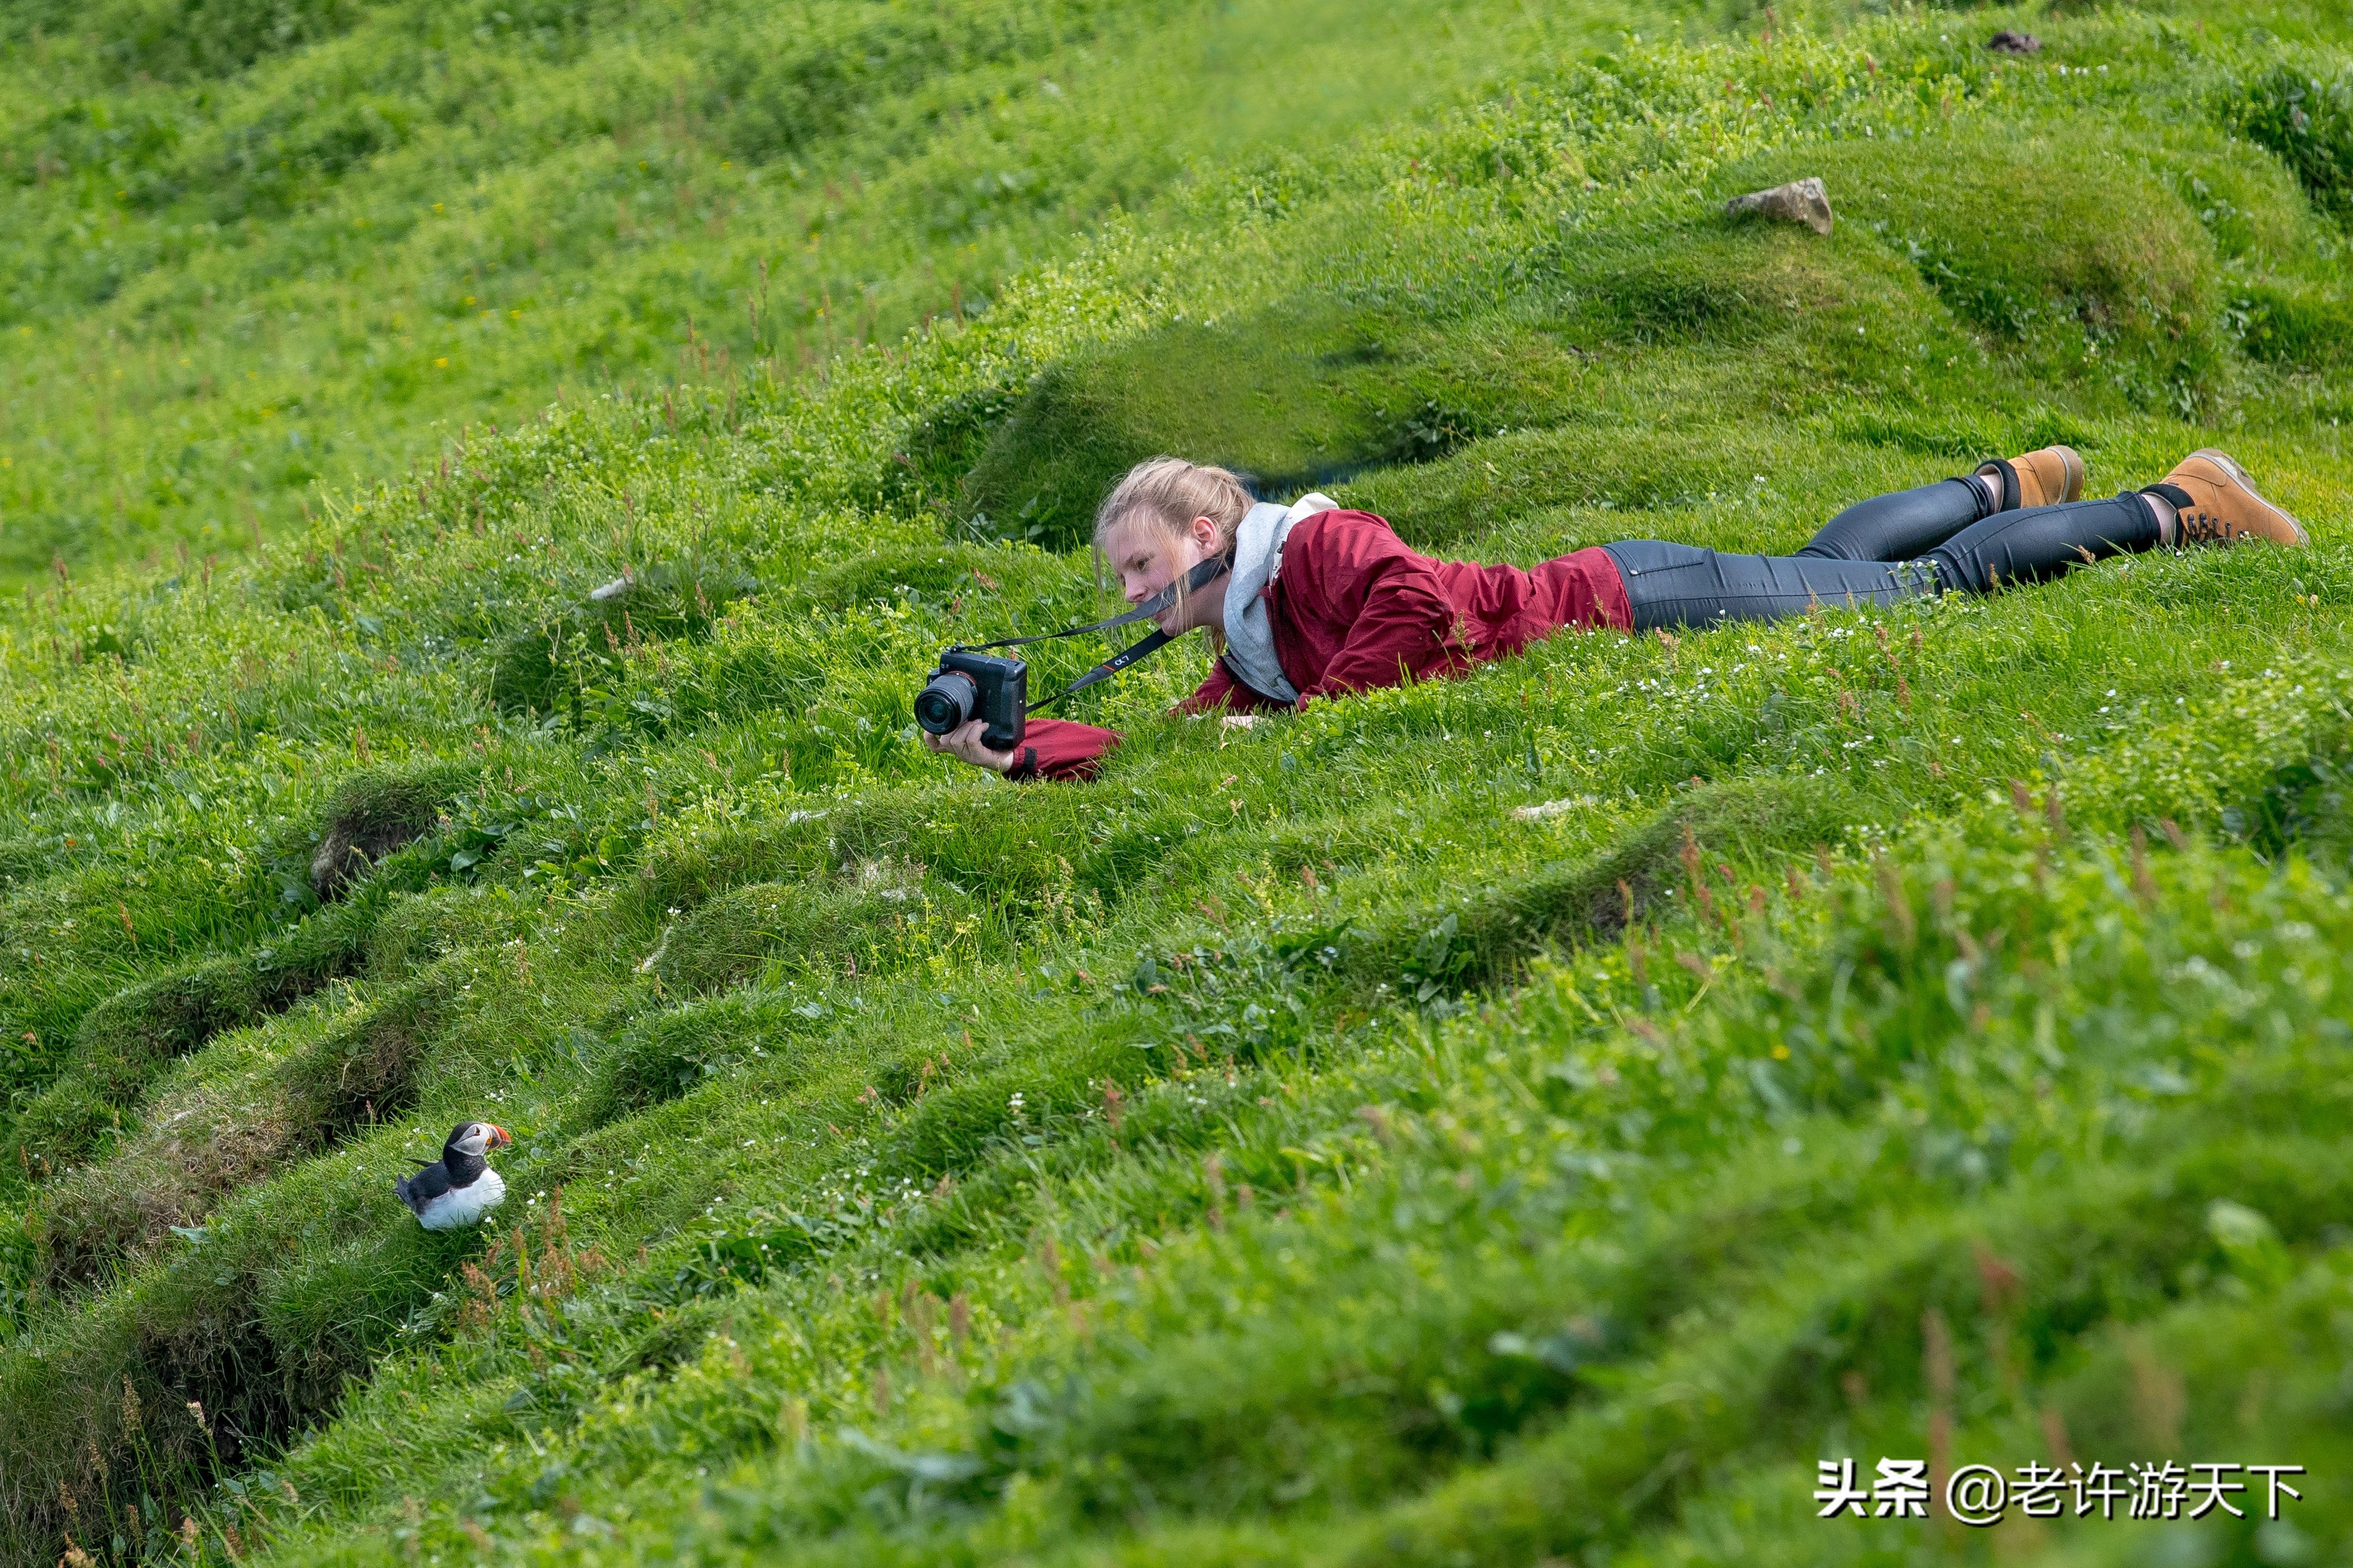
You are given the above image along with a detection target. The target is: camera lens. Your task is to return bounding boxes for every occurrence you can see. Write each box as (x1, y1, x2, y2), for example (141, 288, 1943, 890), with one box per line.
(914, 670, 978, 735)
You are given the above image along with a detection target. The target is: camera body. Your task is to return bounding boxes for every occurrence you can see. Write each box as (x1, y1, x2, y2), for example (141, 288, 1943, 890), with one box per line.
(915, 647, 1027, 752)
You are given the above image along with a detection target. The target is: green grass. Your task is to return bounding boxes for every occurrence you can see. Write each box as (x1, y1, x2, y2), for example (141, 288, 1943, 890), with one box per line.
(3, 0, 2353, 1565)
(0, 0, 1671, 590)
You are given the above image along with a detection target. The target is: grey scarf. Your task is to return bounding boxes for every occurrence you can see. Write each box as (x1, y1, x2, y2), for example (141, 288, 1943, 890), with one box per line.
(1219, 493, 1337, 705)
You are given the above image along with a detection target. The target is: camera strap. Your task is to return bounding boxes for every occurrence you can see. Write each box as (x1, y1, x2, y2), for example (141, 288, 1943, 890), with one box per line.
(954, 553, 1229, 714)
(1023, 628, 1172, 712)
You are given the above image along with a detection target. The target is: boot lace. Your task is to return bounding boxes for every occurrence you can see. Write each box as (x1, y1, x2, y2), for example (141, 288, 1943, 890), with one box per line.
(2174, 508, 2238, 546)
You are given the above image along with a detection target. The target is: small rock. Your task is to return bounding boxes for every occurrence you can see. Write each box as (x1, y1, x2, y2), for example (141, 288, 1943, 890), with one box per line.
(1724, 177, 1833, 237)
(1513, 796, 1601, 822)
(311, 813, 429, 901)
(1987, 30, 2041, 54)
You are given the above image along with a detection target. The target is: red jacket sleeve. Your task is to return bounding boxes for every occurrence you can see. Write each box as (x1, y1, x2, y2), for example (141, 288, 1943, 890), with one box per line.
(1004, 717, 1119, 782)
(1284, 513, 1460, 698)
(1176, 659, 1287, 715)
(1006, 654, 1270, 783)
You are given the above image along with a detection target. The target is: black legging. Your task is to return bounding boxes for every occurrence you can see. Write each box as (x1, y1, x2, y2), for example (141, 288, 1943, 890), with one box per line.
(1603, 478, 2162, 631)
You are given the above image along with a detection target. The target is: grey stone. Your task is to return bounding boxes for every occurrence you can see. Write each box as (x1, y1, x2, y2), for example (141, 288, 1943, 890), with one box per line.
(1724, 176, 1833, 237)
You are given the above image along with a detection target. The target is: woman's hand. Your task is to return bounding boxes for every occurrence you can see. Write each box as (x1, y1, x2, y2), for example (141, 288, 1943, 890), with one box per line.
(922, 719, 1018, 774)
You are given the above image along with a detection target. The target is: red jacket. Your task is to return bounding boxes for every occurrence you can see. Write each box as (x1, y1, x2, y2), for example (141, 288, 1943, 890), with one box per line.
(1006, 510, 1631, 781)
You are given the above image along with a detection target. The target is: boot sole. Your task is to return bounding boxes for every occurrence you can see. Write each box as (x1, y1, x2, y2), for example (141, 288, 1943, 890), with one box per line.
(2191, 448, 2308, 547)
(2051, 445, 2085, 505)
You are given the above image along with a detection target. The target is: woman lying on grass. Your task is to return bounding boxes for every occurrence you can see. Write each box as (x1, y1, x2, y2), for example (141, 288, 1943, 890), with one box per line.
(925, 447, 2308, 782)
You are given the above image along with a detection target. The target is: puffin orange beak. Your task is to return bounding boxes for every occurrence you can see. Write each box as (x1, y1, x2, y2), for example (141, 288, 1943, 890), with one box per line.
(490, 1125, 512, 1148)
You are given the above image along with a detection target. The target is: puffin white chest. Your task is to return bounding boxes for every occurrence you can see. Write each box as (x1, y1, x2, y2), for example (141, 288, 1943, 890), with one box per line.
(416, 1167, 507, 1231)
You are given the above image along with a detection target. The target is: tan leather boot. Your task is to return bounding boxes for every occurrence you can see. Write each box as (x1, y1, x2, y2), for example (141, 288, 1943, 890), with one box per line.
(2150, 450, 2308, 548)
(1975, 445, 2085, 511)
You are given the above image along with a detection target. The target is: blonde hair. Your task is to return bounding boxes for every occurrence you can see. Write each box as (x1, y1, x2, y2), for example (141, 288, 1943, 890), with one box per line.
(1092, 457, 1251, 552)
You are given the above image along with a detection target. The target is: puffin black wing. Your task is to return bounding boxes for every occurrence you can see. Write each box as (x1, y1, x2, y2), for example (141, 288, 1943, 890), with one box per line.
(394, 1160, 454, 1216)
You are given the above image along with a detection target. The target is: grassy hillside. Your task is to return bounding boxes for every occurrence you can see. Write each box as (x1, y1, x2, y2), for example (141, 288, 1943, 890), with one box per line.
(0, 0, 1614, 590)
(4, 0, 2353, 1565)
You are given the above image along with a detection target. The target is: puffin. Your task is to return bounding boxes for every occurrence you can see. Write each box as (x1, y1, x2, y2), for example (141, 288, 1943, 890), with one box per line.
(394, 1121, 512, 1230)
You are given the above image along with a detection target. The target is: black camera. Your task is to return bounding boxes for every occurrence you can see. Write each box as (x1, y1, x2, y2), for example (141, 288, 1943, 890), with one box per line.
(915, 647, 1027, 751)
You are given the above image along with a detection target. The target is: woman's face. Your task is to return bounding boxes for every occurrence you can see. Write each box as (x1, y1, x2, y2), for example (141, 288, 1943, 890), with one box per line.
(1100, 512, 1228, 635)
